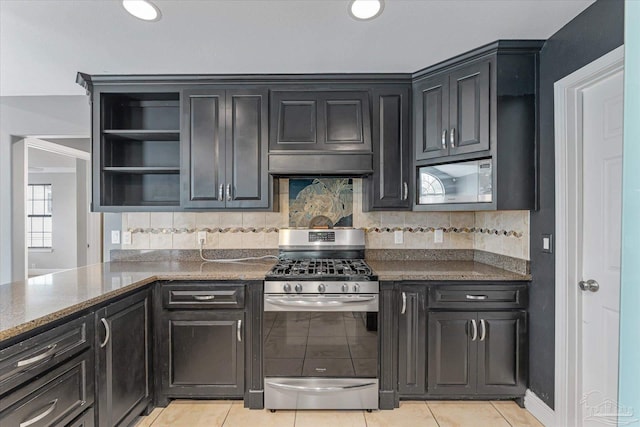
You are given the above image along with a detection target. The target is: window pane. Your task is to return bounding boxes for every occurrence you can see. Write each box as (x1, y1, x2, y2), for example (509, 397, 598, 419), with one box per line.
(31, 235, 43, 248)
(33, 185, 44, 200)
(33, 201, 44, 215)
(43, 217, 52, 232)
(43, 236, 52, 248)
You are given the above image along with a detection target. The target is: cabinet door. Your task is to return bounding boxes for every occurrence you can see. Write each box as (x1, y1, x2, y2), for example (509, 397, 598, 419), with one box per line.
(448, 61, 490, 156)
(476, 311, 527, 396)
(427, 311, 476, 395)
(414, 74, 449, 161)
(270, 91, 319, 150)
(181, 89, 227, 208)
(160, 311, 244, 398)
(320, 91, 372, 152)
(96, 290, 151, 427)
(397, 286, 426, 395)
(225, 90, 270, 209)
(365, 86, 411, 210)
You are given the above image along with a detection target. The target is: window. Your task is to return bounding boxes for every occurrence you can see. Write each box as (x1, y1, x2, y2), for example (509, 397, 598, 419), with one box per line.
(27, 184, 52, 248)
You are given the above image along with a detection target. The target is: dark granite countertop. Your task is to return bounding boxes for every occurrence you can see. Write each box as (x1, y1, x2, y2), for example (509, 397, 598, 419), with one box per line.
(0, 258, 528, 343)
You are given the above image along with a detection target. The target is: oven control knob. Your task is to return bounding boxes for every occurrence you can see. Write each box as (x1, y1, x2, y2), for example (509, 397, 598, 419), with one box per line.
(283, 283, 291, 293)
(353, 283, 360, 293)
(342, 283, 349, 293)
(318, 283, 326, 293)
(295, 283, 303, 293)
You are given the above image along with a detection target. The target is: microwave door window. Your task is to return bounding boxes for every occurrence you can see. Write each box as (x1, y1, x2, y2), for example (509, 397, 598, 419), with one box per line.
(419, 171, 445, 204)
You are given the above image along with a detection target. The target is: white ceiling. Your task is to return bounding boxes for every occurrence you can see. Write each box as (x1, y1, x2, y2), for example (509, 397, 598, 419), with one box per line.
(0, 0, 594, 97)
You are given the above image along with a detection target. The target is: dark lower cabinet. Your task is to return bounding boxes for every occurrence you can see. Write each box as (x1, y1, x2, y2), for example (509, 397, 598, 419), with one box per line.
(95, 290, 152, 427)
(68, 407, 95, 427)
(428, 310, 527, 397)
(397, 286, 427, 396)
(159, 311, 244, 399)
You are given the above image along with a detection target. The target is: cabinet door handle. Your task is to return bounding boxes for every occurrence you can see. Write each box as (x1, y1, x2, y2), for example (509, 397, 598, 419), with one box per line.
(226, 184, 232, 201)
(480, 319, 486, 341)
(470, 319, 477, 341)
(99, 317, 110, 348)
(193, 295, 216, 301)
(20, 399, 58, 427)
(401, 292, 407, 314)
(466, 294, 487, 300)
(441, 129, 447, 149)
(16, 344, 58, 368)
(218, 184, 224, 202)
(237, 319, 242, 342)
(450, 128, 456, 147)
(403, 182, 408, 200)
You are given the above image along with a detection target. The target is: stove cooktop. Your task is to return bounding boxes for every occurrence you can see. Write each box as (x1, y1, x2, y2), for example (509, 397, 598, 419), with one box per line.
(265, 258, 376, 281)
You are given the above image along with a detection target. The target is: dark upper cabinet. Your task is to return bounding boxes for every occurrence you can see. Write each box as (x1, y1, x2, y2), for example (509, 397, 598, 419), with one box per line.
(181, 88, 272, 209)
(363, 86, 411, 211)
(415, 60, 490, 162)
(268, 89, 373, 175)
(397, 285, 427, 396)
(95, 290, 152, 427)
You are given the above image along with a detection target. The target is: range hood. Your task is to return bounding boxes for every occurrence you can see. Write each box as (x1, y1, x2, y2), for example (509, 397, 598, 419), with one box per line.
(268, 152, 373, 176)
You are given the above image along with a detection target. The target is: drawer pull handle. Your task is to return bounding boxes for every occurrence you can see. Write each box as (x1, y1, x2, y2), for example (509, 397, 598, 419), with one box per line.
(100, 318, 110, 348)
(237, 319, 242, 342)
(470, 319, 478, 341)
(16, 344, 58, 368)
(480, 319, 487, 341)
(401, 292, 407, 315)
(20, 399, 58, 427)
(193, 295, 216, 301)
(466, 294, 488, 300)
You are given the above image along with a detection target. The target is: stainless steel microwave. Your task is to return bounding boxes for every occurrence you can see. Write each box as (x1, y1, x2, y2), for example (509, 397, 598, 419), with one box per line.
(417, 159, 492, 205)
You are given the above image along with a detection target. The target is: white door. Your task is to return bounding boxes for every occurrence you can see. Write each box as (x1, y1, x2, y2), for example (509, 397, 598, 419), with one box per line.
(580, 69, 624, 426)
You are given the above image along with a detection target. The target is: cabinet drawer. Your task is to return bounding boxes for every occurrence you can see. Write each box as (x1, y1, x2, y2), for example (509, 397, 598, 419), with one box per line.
(162, 283, 245, 309)
(429, 285, 527, 310)
(0, 315, 92, 395)
(0, 351, 94, 427)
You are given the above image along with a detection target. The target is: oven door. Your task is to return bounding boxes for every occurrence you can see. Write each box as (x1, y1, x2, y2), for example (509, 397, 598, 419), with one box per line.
(263, 294, 378, 379)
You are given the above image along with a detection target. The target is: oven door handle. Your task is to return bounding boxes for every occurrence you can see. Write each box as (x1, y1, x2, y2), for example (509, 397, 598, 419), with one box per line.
(267, 381, 377, 392)
(264, 296, 376, 308)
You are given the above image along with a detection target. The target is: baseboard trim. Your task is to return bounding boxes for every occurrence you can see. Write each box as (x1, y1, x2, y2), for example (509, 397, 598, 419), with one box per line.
(525, 389, 555, 427)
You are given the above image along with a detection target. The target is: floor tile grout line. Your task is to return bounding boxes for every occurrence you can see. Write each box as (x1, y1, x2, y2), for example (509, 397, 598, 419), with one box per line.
(424, 400, 442, 427)
(147, 406, 164, 427)
(489, 401, 514, 427)
(219, 400, 234, 427)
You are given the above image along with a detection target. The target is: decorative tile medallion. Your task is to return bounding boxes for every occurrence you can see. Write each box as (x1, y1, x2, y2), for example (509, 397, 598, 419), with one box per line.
(288, 178, 353, 228)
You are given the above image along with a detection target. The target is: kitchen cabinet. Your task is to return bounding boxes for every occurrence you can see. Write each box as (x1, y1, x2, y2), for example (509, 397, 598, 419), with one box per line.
(268, 89, 373, 175)
(363, 85, 412, 211)
(397, 285, 427, 396)
(95, 289, 152, 427)
(155, 282, 246, 405)
(428, 311, 527, 397)
(427, 283, 528, 402)
(412, 40, 544, 211)
(92, 91, 182, 211)
(181, 88, 273, 209)
(67, 407, 95, 427)
(414, 61, 490, 161)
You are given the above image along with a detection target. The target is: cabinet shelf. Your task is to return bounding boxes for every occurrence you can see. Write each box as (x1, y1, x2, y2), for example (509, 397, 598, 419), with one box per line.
(103, 130, 180, 141)
(103, 167, 180, 174)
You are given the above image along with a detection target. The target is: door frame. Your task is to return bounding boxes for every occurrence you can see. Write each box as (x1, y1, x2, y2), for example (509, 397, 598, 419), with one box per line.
(553, 45, 624, 426)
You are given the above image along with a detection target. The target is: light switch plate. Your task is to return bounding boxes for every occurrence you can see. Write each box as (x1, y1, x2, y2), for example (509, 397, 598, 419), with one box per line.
(122, 231, 132, 245)
(542, 234, 553, 253)
(394, 230, 403, 244)
(111, 230, 120, 244)
(434, 229, 444, 243)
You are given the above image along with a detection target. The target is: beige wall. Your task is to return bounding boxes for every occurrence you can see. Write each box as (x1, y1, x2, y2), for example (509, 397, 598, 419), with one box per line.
(121, 179, 530, 260)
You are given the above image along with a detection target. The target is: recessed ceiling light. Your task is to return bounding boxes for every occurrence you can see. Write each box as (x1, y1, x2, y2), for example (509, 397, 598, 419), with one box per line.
(122, 0, 162, 22)
(348, 0, 384, 21)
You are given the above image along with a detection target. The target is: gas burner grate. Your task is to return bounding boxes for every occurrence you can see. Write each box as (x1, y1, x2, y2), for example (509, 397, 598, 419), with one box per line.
(266, 258, 373, 279)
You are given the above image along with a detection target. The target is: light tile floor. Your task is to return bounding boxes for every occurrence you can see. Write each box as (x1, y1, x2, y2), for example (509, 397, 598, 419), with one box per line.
(135, 400, 544, 427)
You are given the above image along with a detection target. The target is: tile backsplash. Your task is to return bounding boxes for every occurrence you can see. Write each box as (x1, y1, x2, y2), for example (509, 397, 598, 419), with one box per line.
(121, 179, 530, 260)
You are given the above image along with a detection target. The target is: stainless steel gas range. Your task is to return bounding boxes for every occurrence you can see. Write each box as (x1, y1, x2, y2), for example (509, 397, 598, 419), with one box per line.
(263, 229, 379, 411)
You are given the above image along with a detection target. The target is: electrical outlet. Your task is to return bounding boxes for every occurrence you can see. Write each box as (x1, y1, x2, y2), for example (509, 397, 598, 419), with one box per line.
(434, 229, 444, 243)
(122, 231, 132, 245)
(394, 230, 404, 244)
(197, 231, 207, 245)
(111, 230, 120, 244)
